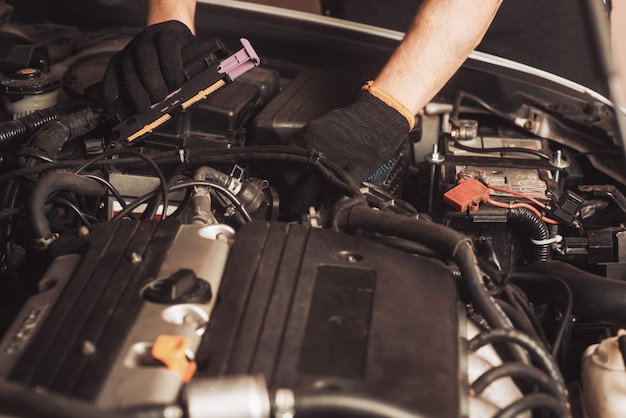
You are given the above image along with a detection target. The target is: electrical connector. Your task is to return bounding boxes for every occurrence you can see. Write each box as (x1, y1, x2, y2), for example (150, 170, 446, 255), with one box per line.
(547, 190, 584, 226)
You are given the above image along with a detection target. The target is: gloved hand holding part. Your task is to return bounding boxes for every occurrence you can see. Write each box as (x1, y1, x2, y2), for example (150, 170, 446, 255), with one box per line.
(101, 0, 501, 184)
(279, 84, 413, 218)
(101, 20, 196, 114)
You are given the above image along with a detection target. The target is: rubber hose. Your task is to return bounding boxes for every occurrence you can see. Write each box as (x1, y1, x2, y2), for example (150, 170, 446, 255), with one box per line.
(521, 260, 626, 324)
(338, 205, 513, 332)
(471, 362, 565, 402)
(28, 172, 106, 248)
(493, 393, 569, 418)
(0, 379, 124, 418)
(468, 328, 567, 394)
(294, 392, 432, 418)
(506, 207, 550, 262)
(194, 166, 235, 188)
(0, 104, 87, 150)
(28, 106, 102, 159)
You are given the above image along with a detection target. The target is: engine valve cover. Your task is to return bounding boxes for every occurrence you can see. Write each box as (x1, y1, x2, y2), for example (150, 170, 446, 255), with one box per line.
(0, 220, 232, 410)
(201, 221, 463, 418)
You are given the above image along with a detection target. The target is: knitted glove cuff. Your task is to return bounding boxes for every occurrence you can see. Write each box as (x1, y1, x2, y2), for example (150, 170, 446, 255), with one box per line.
(362, 80, 415, 130)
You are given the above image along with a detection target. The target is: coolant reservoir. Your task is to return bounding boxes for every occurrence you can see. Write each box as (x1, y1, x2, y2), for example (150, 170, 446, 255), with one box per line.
(0, 68, 60, 118)
(581, 330, 626, 417)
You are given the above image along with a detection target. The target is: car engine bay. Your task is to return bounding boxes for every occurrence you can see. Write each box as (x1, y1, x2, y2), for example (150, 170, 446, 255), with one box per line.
(1, 1, 626, 417)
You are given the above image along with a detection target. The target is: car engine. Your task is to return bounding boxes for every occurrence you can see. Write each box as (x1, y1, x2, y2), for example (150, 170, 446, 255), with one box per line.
(0, 1, 625, 417)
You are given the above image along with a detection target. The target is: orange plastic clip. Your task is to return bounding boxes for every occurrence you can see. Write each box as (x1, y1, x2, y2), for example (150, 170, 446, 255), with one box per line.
(151, 335, 197, 383)
(443, 178, 490, 212)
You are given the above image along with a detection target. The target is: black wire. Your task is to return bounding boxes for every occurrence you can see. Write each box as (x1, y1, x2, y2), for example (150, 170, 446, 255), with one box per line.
(110, 189, 158, 221)
(0, 146, 362, 203)
(15, 148, 55, 163)
(208, 188, 246, 226)
(155, 175, 194, 221)
(49, 197, 95, 226)
(367, 235, 447, 260)
(73, 149, 169, 220)
(468, 328, 567, 397)
(294, 392, 433, 418)
(449, 92, 559, 162)
(0, 180, 28, 298)
(0, 207, 23, 222)
(186, 145, 361, 196)
(451, 140, 552, 160)
(111, 180, 252, 222)
(496, 299, 542, 343)
(82, 174, 138, 221)
(471, 362, 566, 403)
(477, 257, 504, 288)
(139, 193, 161, 221)
(510, 272, 574, 358)
(0, 150, 180, 185)
(452, 91, 516, 123)
(501, 284, 551, 350)
(509, 285, 551, 347)
(493, 393, 569, 418)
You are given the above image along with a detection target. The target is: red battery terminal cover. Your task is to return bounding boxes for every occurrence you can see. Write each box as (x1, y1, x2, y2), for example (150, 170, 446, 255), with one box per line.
(443, 178, 491, 212)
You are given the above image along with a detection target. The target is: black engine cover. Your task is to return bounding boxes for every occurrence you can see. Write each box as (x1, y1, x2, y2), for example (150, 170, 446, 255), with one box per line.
(201, 221, 462, 418)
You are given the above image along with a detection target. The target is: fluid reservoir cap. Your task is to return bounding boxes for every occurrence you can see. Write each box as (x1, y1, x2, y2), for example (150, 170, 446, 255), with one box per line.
(1, 68, 61, 96)
(143, 269, 212, 304)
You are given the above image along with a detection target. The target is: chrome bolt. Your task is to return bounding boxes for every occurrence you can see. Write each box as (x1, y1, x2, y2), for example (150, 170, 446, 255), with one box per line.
(81, 340, 96, 356)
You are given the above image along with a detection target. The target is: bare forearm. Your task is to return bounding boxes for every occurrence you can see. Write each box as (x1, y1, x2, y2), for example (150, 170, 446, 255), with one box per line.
(612, 2, 626, 100)
(375, 0, 502, 114)
(147, 0, 197, 33)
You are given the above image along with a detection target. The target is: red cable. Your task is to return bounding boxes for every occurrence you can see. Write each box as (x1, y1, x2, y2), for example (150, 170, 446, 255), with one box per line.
(486, 198, 559, 225)
(487, 184, 546, 208)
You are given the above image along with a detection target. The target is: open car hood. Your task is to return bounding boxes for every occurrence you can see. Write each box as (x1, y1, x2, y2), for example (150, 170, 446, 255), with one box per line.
(0, 1, 625, 418)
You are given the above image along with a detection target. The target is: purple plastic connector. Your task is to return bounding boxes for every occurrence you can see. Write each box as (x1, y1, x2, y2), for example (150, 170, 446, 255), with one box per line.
(218, 38, 260, 81)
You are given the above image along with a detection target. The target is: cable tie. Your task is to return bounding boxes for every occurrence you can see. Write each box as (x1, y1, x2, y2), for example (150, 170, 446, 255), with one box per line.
(308, 150, 322, 164)
(362, 80, 415, 130)
(530, 235, 563, 246)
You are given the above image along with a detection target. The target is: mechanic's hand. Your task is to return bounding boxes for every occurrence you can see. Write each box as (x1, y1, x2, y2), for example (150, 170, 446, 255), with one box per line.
(282, 90, 412, 217)
(290, 90, 411, 183)
(101, 20, 196, 114)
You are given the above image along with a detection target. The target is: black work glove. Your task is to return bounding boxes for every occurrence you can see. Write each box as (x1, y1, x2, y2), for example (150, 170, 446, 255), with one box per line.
(101, 20, 196, 114)
(281, 90, 411, 218)
(290, 90, 411, 183)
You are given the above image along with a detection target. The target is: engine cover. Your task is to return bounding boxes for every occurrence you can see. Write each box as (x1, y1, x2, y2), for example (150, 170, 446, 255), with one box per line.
(200, 221, 463, 418)
(0, 220, 232, 410)
(0, 220, 463, 417)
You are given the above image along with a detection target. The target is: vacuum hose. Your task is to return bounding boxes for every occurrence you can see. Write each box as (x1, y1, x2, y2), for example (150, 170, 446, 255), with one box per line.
(0, 104, 88, 150)
(522, 260, 626, 324)
(335, 204, 513, 331)
(28, 172, 106, 249)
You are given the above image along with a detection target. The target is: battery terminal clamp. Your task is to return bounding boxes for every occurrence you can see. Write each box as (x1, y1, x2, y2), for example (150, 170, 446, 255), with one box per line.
(443, 178, 490, 212)
(113, 38, 260, 144)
